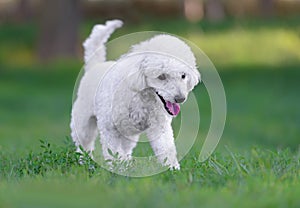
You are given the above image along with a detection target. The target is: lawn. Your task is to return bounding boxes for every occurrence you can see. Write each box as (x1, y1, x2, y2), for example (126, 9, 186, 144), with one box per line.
(0, 17, 299, 207)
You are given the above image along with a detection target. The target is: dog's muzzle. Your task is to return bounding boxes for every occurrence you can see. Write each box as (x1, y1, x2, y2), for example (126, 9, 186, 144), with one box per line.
(155, 92, 180, 116)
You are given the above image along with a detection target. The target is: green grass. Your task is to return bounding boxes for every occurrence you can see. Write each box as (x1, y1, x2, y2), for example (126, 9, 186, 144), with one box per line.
(0, 140, 299, 207)
(0, 17, 300, 207)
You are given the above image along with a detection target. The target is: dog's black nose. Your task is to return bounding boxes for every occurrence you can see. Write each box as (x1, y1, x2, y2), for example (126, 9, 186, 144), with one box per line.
(174, 95, 185, 103)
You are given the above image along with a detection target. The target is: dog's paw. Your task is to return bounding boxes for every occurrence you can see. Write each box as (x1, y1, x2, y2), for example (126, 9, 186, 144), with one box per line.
(169, 162, 180, 171)
(161, 156, 180, 171)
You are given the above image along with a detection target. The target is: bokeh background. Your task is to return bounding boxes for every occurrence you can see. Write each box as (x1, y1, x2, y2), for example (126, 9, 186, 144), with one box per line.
(1, 0, 300, 206)
(1, 0, 299, 154)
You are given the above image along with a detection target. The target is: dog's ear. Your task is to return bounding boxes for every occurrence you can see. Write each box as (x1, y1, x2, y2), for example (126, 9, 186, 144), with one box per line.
(127, 69, 146, 92)
(187, 69, 201, 91)
(141, 55, 165, 78)
(126, 55, 166, 91)
(127, 57, 148, 92)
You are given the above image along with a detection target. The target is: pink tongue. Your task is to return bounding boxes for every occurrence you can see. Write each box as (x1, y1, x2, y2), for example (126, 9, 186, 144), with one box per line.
(166, 101, 180, 116)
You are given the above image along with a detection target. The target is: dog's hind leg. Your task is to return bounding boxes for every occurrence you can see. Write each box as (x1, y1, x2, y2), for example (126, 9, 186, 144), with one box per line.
(71, 110, 98, 156)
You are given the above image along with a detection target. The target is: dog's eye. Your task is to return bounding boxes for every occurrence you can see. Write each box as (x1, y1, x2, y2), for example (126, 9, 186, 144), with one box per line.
(158, 74, 167, 80)
(181, 73, 186, 79)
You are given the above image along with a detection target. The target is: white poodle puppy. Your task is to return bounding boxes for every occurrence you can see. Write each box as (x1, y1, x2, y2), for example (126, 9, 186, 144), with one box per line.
(71, 20, 200, 170)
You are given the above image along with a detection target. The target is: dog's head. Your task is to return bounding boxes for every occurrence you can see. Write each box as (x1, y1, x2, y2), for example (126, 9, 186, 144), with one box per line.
(141, 54, 200, 116)
(126, 35, 200, 116)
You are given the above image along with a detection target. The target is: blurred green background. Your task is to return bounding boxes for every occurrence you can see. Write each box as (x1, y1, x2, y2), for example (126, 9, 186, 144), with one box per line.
(1, 0, 299, 153)
(0, 0, 300, 207)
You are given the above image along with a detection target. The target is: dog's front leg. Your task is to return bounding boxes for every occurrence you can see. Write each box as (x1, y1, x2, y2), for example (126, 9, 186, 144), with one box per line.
(146, 124, 180, 170)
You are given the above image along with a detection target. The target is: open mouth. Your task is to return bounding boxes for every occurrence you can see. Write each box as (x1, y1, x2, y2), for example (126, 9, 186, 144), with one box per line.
(155, 92, 180, 116)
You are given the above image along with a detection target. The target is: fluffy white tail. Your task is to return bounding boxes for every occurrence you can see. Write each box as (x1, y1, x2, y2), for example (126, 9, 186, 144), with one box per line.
(83, 19, 123, 68)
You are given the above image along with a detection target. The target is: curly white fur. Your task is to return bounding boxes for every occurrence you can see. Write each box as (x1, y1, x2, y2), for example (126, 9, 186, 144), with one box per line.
(71, 20, 200, 170)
